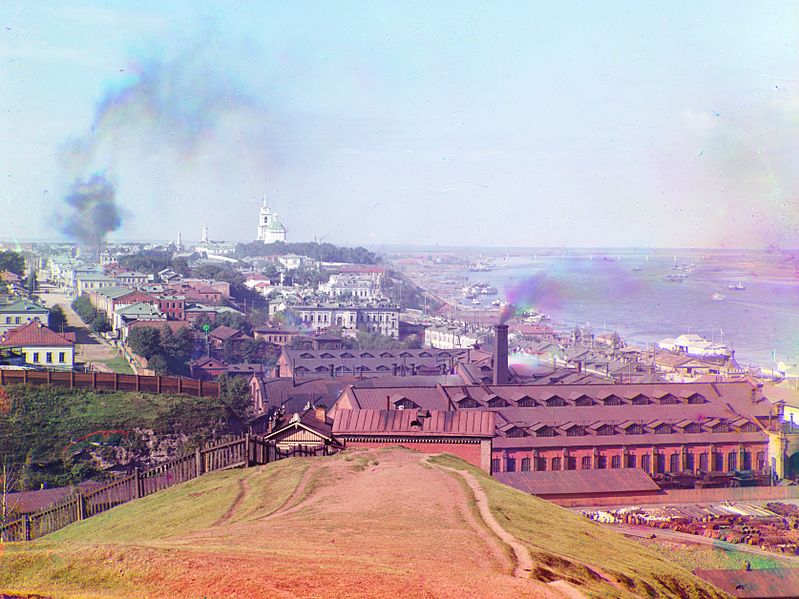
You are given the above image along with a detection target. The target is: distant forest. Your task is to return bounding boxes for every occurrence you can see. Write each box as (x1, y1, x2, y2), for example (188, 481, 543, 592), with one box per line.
(235, 241, 381, 265)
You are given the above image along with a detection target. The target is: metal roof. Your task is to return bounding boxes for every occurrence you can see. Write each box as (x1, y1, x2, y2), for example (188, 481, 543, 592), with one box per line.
(333, 409, 495, 437)
(494, 468, 661, 496)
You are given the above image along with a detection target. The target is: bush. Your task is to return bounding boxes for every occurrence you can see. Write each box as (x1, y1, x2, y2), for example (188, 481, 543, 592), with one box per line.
(71, 296, 97, 324)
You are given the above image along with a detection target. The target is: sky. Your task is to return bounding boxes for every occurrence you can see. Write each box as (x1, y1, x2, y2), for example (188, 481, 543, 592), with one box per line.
(1, 1, 799, 249)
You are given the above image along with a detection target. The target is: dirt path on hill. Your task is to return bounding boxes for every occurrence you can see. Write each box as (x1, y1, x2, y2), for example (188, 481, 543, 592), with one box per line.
(425, 456, 534, 578)
(213, 472, 255, 527)
(258, 463, 319, 521)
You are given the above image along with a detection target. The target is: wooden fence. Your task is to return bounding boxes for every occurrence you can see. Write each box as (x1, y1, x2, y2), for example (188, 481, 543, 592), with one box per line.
(0, 434, 338, 542)
(0, 369, 219, 398)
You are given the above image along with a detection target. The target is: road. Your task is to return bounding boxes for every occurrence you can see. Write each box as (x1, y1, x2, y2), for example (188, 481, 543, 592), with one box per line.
(37, 284, 121, 372)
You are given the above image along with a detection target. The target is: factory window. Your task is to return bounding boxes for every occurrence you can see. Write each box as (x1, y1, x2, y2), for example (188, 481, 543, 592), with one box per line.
(551, 457, 562, 471)
(581, 456, 592, 470)
(596, 456, 607, 469)
(626, 454, 637, 468)
(686, 393, 705, 404)
(631, 395, 650, 405)
(574, 395, 594, 406)
(394, 399, 419, 410)
(545, 396, 565, 407)
(669, 453, 680, 472)
(626, 424, 644, 435)
(742, 451, 752, 470)
(713, 423, 729, 433)
(487, 397, 509, 408)
(505, 457, 516, 472)
(566, 457, 577, 470)
(458, 398, 480, 408)
(699, 453, 709, 471)
(602, 395, 622, 405)
(660, 394, 679, 404)
(654, 424, 672, 434)
(566, 427, 585, 437)
(685, 423, 701, 434)
(727, 453, 737, 472)
(506, 427, 526, 438)
(535, 426, 555, 437)
(712, 452, 723, 472)
(756, 451, 766, 471)
(739, 422, 758, 433)
(655, 454, 666, 474)
(611, 455, 621, 469)
(641, 454, 651, 473)
(597, 425, 615, 436)
(521, 457, 531, 471)
(517, 397, 537, 407)
(491, 458, 500, 473)
(685, 453, 695, 472)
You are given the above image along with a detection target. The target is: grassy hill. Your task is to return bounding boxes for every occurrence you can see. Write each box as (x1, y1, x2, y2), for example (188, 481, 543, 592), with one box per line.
(0, 449, 728, 598)
(0, 385, 232, 489)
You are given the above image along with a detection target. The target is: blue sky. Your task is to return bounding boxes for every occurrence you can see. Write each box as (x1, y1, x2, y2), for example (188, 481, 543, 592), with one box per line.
(2, 2, 798, 248)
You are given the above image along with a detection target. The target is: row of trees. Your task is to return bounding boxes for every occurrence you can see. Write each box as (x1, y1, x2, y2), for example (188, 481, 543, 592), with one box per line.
(71, 296, 111, 333)
(117, 250, 191, 276)
(0, 250, 25, 275)
(126, 326, 195, 376)
(235, 241, 381, 264)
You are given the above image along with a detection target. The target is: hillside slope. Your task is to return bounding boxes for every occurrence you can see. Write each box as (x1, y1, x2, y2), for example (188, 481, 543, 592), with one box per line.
(0, 449, 727, 598)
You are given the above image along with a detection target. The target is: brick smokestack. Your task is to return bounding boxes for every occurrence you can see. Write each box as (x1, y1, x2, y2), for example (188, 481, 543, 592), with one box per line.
(493, 324, 509, 385)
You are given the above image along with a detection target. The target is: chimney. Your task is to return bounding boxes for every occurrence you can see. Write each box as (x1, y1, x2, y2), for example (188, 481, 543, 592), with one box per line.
(315, 405, 327, 422)
(493, 324, 509, 385)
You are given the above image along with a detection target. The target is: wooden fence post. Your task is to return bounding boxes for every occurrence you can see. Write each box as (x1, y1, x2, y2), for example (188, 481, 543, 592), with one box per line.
(244, 433, 250, 467)
(177, 377, 183, 394)
(195, 447, 203, 476)
(23, 370, 28, 384)
(133, 468, 141, 499)
(47, 370, 52, 385)
(156, 376, 161, 393)
(70, 370, 75, 388)
(77, 494, 86, 520)
(113, 373, 119, 390)
(23, 514, 31, 541)
(92, 371, 97, 387)
(135, 375, 140, 392)
(0, 368, 4, 385)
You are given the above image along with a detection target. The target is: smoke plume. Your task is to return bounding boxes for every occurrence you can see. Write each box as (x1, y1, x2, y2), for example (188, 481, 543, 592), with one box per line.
(61, 174, 122, 254)
(59, 45, 256, 243)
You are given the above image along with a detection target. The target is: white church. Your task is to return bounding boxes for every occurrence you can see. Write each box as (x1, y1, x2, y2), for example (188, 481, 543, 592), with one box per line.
(256, 196, 287, 243)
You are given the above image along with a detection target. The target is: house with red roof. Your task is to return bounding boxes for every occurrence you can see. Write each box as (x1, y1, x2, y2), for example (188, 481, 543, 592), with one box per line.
(0, 320, 76, 369)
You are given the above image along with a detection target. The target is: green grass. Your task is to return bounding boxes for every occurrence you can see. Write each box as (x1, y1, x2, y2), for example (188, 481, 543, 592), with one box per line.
(0, 459, 309, 597)
(429, 454, 728, 599)
(636, 538, 795, 571)
(100, 356, 134, 374)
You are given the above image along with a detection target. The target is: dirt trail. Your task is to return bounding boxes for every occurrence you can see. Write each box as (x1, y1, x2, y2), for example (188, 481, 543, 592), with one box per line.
(213, 473, 254, 527)
(258, 463, 319, 521)
(426, 456, 534, 577)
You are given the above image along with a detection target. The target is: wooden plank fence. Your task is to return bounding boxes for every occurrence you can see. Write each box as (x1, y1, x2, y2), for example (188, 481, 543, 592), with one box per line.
(0, 369, 219, 398)
(0, 434, 339, 542)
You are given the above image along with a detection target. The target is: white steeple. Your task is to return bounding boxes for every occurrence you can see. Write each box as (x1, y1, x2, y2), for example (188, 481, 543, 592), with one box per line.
(201, 225, 208, 243)
(256, 194, 287, 243)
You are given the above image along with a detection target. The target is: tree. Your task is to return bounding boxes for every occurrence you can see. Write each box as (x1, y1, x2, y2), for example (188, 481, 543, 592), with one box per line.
(217, 373, 253, 431)
(160, 327, 194, 363)
(0, 250, 25, 276)
(90, 310, 111, 333)
(127, 326, 162, 359)
(49, 305, 67, 333)
(71, 296, 97, 324)
(146, 353, 169, 375)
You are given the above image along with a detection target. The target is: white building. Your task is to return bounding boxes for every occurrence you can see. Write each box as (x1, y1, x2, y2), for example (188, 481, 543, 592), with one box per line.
(256, 196, 287, 243)
(424, 324, 481, 349)
(658, 334, 731, 357)
(319, 274, 381, 301)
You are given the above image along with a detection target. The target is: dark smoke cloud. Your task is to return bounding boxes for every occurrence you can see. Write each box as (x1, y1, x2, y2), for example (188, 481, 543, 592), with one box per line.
(61, 174, 122, 246)
(59, 45, 256, 243)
